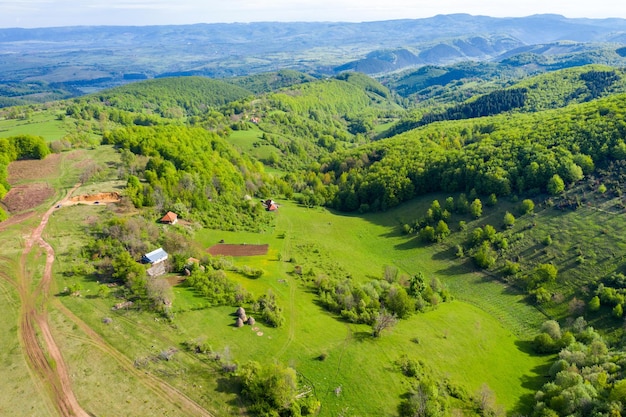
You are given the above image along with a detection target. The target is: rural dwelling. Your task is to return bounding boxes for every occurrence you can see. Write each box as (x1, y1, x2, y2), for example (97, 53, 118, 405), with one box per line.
(160, 211, 178, 224)
(263, 199, 278, 211)
(142, 247, 169, 264)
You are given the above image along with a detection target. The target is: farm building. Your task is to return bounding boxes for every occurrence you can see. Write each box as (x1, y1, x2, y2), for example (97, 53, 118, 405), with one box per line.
(159, 211, 178, 224)
(263, 199, 278, 211)
(142, 247, 169, 264)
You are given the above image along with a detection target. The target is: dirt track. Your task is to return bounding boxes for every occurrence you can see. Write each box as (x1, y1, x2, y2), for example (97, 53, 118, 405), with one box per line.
(18, 183, 90, 417)
(3, 184, 214, 417)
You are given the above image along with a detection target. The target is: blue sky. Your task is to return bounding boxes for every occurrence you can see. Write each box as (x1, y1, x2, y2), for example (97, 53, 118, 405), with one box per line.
(2, 0, 626, 28)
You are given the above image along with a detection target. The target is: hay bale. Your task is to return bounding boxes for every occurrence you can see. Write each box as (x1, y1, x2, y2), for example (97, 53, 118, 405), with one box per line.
(247, 316, 255, 325)
(235, 317, 244, 327)
(236, 306, 246, 318)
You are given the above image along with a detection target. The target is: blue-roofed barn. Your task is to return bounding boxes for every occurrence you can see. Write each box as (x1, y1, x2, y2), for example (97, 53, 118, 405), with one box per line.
(142, 247, 169, 264)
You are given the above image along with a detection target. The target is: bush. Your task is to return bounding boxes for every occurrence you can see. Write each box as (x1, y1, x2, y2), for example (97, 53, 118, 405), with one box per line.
(520, 199, 535, 215)
(473, 242, 497, 269)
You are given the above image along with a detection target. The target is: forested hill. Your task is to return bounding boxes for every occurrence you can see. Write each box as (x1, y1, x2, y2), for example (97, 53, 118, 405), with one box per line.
(93, 77, 253, 117)
(382, 65, 626, 138)
(300, 91, 626, 212)
(226, 70, 318, 95)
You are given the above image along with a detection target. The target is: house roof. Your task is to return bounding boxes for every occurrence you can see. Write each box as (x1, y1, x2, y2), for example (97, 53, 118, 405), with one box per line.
(143, 247, 169, 264)
(160, 211, 178, 223)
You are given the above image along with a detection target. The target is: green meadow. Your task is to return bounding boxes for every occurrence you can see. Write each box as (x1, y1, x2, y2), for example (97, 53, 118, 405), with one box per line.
(185, 200, 550, 415)
(43, 188, 552, 415)
(0, 110, 71, 141)
(0, 143, 553, 416)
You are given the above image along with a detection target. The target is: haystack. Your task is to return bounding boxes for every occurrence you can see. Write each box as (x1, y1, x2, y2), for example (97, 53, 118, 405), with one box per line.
(235, 317, 244, 327)
(236, 306, 246, 318)
(247, 316, 255, 325)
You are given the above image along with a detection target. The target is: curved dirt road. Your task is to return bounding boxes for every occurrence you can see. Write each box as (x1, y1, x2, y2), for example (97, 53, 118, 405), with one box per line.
(5, 184, 213, 417)
(17, 184, 90, 417)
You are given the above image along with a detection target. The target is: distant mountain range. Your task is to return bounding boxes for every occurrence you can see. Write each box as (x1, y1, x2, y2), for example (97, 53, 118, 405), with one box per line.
(0, 14, 625, 94)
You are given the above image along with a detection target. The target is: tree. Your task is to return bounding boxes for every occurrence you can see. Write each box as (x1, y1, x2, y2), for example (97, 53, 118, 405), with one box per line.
(503, 211, 515, 228)
(112, 251, 147, 297)
(385, 285, 415, 318)
(547, 174, 565, 195)
(588, 295, 601, 312)
(541, 320, 562, 340)
(372, 309, 398, 337)
(435, 220, 450, 240)
(473, 241, 497, 269)
(239, 361, 298, 414)
(470, 198, 482, 218)
(419, 226, 436, 243)
(146, 278, 173, 312)
(520, 199, 535, 215)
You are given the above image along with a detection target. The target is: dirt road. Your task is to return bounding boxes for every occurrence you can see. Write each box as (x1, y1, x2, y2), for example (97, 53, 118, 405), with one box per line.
(17, 183, 90, 417)
(4, 184, 213, 417)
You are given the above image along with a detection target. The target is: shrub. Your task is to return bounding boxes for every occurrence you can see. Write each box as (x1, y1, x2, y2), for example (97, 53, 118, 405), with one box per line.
(520, 199, 535, 215)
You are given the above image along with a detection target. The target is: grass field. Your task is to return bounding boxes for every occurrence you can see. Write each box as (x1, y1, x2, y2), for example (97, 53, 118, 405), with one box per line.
(192, 201, 550, 415)
(227, 126, 280, 161)
(1, 145, 554, 417)
(0, 110, 72, 142)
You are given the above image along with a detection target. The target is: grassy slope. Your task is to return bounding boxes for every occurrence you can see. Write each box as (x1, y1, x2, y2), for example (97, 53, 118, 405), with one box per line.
(195, 200, 550, 415)
(0, 137, 552, 416)
(0, 110, 71, 142)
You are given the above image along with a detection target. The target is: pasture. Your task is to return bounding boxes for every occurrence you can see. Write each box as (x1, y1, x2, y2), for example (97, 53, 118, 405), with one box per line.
(0, 110, 70, 141)
(0, 145, 552, 416)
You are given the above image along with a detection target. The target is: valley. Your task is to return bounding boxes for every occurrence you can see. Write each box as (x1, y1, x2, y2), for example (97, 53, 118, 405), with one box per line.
(2, 19, 626, 415)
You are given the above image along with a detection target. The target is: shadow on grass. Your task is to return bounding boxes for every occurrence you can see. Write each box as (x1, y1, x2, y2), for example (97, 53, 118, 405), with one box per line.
(511, 355, 553, 416)
(215, 376, 244, 409)
(352, 331, 373, 342)
(435, 258, 475, 276)
(431, 245, 457, 261)
(393, 236, 427, 250)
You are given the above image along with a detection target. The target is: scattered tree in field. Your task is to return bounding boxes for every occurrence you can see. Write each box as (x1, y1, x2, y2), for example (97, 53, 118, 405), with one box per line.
(589, 295, 601, 311)
(475, 384, 500, 417)
(473, 241, 497, 269)
(470, 198, 482, 218)
(372, 309, 398, 337)
(398, 378, 448, 417)
(146, 278, 173, 313)
(419, 226, 436, 243)
(520, 199, 535, 215)
(435, 220, 450, 241)
(503, 211, 515, 228)
(238, 361, 300, 415)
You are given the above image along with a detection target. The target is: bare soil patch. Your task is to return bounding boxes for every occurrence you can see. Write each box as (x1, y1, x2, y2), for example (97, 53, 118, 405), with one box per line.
(67, 192, 121, 205)
(207, 243, 269, 256)
(166, 275, 186, 286)
(2, 183, 55, 212)
(8, 153, 62, 183)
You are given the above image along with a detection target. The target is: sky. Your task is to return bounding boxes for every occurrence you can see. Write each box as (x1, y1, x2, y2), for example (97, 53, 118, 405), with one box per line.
(2, 0, 626, 28)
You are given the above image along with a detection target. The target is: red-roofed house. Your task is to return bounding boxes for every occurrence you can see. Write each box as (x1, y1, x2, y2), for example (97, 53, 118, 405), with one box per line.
(160, 211, 178, 224)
